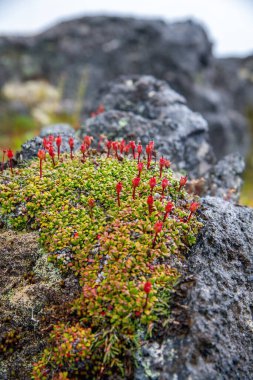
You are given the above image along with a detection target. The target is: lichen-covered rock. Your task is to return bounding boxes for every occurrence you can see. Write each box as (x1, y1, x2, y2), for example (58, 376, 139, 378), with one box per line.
(135, 196, 253, 379)
(17, 123, 81, 161)
(79, 76, 214, 178)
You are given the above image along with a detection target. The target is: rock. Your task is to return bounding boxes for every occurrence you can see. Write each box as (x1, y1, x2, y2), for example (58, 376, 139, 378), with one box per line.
(79, 75, 214, 178)
(136, 196, 253, 379)
(204, 110, 249, 159)
(17, 123, 81, 161)
(204, 153, 245, 202)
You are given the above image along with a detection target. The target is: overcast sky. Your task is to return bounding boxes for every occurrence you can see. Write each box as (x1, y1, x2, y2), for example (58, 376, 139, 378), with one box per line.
(0, 0, 252, 57)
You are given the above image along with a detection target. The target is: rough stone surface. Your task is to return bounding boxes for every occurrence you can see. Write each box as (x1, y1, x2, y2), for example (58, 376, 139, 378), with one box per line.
(136, 196, 253, 380)
(79, 76, 214, 178)
(204, 153, 245, 202)
(17, 123, 81, 161)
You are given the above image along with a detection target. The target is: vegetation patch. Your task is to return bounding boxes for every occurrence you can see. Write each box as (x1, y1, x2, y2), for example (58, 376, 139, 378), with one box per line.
(0, 139, 202, 379)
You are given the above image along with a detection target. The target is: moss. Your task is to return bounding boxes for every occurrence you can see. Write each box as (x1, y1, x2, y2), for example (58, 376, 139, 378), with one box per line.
(0, 145, 202, 379)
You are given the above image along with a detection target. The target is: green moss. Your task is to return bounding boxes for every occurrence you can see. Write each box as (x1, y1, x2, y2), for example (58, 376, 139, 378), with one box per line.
(0, 149, 202, 379)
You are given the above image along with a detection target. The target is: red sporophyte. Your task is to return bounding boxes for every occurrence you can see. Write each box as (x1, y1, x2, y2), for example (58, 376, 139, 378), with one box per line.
(43, 137, 50, 150)
(165, 159, 171, 168)
(159, 157, 166, 178)
(188, 202, 200, 221)
(137, 162, 144, 177)
(144, 281, 152, 294)
(179, 176, 187, 191)
(163, 201, 174, 222)
(88, 198, 95, 218)
(147, 195, 154, 215)
(137, 143, 143, 163)
(124, 143, 131, 154)
(80, 143, 86, 160)
(48, 145, 56, 166)
(143, 281, 152, 311)
(7, 149, 14, 174)
(161, 178, 169, 197)
(152, 221, 163, 248)
(106, 141, 112, 157)
(132, 177, 140, 199)
(116, 182, 123, 207)
(112, 141, 119, 159)
(119, 140, 125, 154)
(129, 141, 136, 159)
(88, 198, 95, 208)
(55, 135, 62, 160)
(37, 149, 46, 178)
(1, 149, 6, 171)
(146, 141, 154, 169)
(68, 137, 74, 159)
(149, 177, 157, 194)
(84, 135, 92, 149)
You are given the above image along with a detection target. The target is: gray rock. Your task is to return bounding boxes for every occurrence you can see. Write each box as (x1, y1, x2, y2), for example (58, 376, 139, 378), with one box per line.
(204, 153, 245, 202)
(17, 123, 81, 161)
(79, 76, 214, 178)
(40, 123, 75, 137)
(136, 196, 253, 380)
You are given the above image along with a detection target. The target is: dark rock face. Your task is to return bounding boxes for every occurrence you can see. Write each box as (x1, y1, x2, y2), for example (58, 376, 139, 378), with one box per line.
(136, 196, 253, 379)
(0, 16, 251, 158)
(79, 76, 214, 178)
(17, 123, 81, 161)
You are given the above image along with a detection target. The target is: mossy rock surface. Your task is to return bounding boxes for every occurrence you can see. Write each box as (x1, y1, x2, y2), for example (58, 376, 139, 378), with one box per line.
(0, 149, 201, 379)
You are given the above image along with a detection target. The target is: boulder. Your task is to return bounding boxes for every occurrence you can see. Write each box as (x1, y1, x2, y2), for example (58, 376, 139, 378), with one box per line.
(136, 196, 253, 379)
(79, 75, 214, 178)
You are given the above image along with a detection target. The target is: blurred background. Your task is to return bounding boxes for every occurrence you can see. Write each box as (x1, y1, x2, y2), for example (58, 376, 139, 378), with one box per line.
(0, 0, 252, 204)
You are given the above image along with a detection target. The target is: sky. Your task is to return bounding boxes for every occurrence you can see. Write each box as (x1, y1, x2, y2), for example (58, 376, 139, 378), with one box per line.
(0, 0, 252, 57)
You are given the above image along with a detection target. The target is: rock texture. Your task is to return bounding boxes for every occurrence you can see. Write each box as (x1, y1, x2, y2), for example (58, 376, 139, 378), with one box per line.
(79, 75, 214, 178)
(17, 123, 81, 161)
(136, 196, 253, 380)
(0, 16, 251, 157)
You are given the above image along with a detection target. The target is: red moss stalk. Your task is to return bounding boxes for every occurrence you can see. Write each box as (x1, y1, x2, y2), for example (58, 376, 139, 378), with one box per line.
(149, 177, 156, 194)
(163, 201, 174, 222)
(161, 178, 169, 198)
(38, 149, 46, 178)
(7, 149, 14, 174)
(112, 141, 119, 160)
(130, 141, 136, 159)
(68, 137, 74, 159)
(147, 195, 154, 215)
(116, 182, 123, 207)
(179, 176, 187, 191)
(132, 177, 140, 199)
(106, 141, 112, 158)
(152, 221, 163, 248)
(159, 157, 166, 178)
(55, 135, 62, 160)
(143, 281, 152, 311)
(188, 202, 200, 221)
(48, 146, 55, 166)
(80, 143, 86, 161)
(137, 162, 144, 178)
(137, 143, 143, 163)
